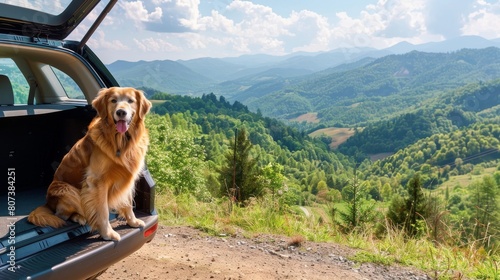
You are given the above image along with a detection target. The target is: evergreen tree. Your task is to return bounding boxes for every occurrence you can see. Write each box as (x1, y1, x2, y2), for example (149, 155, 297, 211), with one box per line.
(219, 128, 263, 203)
(387, 174, 427, 237)
(336, 169, 375, 232)
(405, 174, 426, 237)
(387, 194, 406, 228)
(470, 175, 500, 246)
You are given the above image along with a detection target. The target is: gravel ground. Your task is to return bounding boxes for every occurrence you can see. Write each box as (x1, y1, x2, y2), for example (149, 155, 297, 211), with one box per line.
(98, 225, 432, 280)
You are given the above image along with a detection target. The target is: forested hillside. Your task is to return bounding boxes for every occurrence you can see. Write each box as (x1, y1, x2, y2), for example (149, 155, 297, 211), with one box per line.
(108, 46, 500, 129)
(147, 90, 353, 203)
(144, 85, 499, 204)
(247, 47, 500, 126)
(368, 123, 500, 188)
(338, 79, 500, 156)
(144, 85, 500, 278)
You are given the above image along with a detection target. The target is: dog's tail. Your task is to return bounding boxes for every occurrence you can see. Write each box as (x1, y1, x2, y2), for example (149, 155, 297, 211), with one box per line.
(27, 205, 66, 228)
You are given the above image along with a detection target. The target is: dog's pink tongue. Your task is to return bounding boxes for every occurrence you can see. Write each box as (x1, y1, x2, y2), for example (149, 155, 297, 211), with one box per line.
(116, 120, 128, 134)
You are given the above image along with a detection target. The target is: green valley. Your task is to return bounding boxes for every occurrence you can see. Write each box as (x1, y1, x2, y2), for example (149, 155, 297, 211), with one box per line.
(141, 84, 499, 279)
(106, 45, 500, 279)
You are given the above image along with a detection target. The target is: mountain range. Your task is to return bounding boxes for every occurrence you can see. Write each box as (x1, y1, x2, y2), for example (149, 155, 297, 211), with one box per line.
(108, 35, 500, 126)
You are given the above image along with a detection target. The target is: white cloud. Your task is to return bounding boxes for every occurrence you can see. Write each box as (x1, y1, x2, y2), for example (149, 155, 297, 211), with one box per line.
(197, 10, 235, 32)
(328, 0, 428, 49)
(119, 0, 199, 32)
(88, 30, 130, 51)
(424, 0, 475, 38)
(133, 37, 180, 52)
(83, 0, 500, 62)
(117, 0, 446, 57)
(112, 0, 437, 56)
(462, 1, 500, 38)
(193, 1, 337, 55)
(225, 0, 288, 36)
(121, 1, 163, 23)
(4, 0, 68, 15)
(176, 0, 202, 29)
(287, 10, 332, 53)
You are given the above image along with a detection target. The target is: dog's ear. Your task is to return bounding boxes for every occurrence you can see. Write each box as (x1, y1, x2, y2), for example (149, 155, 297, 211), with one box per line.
(136, 89, 152, 119)
(92, 88, 109, 118)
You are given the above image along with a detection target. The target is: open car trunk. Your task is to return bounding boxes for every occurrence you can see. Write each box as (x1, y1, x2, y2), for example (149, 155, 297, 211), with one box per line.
(0, 1, 158, 278)
(0, 106, 96, 242)
(0, 105, 157, 279)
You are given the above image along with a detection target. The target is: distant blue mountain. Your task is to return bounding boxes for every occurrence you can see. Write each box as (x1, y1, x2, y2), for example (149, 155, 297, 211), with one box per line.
(108, 59, 214, 95)
(108, 36, 500, 97)
(385, 36, 500, 54)
(177, 58, 244, 82)
(245, 47, 500, 126)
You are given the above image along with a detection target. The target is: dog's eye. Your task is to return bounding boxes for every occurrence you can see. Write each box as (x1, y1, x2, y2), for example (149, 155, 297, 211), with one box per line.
(111, 99, 117, 103)
(128, 99, 134, 104)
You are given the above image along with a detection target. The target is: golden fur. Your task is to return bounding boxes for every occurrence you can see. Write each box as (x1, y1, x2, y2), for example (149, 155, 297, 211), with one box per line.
(28, 87, 152, 241)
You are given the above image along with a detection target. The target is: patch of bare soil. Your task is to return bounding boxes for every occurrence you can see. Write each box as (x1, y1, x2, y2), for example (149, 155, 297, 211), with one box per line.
(368, 152, 395, 162)
(291, 113, 320, 123)
(98, 226, 431, 280)
(309, 127, 358, 149)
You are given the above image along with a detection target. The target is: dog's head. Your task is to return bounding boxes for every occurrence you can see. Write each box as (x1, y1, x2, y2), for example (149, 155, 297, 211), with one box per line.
(92, 87, 152, 134)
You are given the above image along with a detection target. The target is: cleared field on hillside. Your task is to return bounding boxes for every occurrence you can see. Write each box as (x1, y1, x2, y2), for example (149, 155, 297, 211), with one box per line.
(291, 112, 320, 123)
(439, 167, 498, 189)
(368, 152, 394, 161)
(150, 100, 166, 107)
(309, 127, 359, 149)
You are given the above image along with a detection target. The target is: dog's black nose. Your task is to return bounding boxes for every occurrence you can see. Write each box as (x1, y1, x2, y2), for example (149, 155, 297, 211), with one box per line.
(116, 109, 127, 118)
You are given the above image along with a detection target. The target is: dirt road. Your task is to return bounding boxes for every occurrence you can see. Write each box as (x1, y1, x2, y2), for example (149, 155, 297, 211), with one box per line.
(99, 225, 430, 280)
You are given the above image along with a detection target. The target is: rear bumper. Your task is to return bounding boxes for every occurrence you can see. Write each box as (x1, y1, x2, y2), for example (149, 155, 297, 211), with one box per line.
(0, 213, 158, 280)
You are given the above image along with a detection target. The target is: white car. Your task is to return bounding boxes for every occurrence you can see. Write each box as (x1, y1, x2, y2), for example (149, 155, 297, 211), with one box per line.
(0, 1, 158, 279)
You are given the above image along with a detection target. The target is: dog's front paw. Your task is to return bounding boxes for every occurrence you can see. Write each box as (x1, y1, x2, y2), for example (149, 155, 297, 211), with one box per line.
(127, 218, 145, 228)
(101, 229, 121, 241)
(70, 213, 87, 225)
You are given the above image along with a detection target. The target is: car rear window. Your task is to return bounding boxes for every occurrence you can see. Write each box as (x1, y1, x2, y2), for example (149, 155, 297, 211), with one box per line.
(0, 58, 29, 104)
(3, 0, 72, 15)
(51, 67, 85, 99)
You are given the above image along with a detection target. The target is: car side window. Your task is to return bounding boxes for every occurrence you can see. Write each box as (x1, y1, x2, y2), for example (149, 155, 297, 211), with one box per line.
(0, 58, 29, 104)
(51, 66, 85, 99)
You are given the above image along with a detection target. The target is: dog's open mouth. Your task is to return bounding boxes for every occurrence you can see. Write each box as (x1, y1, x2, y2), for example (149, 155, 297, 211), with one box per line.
(116, 120, 130, 134)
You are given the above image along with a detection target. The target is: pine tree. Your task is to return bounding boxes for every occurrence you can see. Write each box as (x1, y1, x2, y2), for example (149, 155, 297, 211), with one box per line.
(405, 174, 426, 237)
(387, 174, 427, 237)
(336, 168, 375, 232)
(219, 128, 263, 203)
(470, 175, 499, 246)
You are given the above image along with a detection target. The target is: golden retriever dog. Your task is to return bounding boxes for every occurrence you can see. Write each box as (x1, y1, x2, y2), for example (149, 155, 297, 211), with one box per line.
(28, 87, 151, 241)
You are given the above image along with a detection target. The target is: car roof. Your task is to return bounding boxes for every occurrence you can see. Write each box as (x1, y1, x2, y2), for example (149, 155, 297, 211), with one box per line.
(0, 0, 106, 40)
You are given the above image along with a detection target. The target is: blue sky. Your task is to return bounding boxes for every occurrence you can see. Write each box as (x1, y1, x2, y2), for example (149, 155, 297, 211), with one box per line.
(69, 0, 500, 64)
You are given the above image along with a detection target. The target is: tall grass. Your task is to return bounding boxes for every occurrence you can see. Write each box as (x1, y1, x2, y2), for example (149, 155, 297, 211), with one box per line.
(154, 191, 500, 279)
(156, 191, 335, 240)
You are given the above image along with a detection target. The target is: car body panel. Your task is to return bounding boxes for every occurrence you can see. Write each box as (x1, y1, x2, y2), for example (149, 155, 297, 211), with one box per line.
(0, 0, 102, 41)
(0, 215, 157, 279)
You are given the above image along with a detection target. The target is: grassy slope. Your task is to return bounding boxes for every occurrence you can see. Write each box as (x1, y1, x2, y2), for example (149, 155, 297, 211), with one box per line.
(439, 167, 497, 190)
